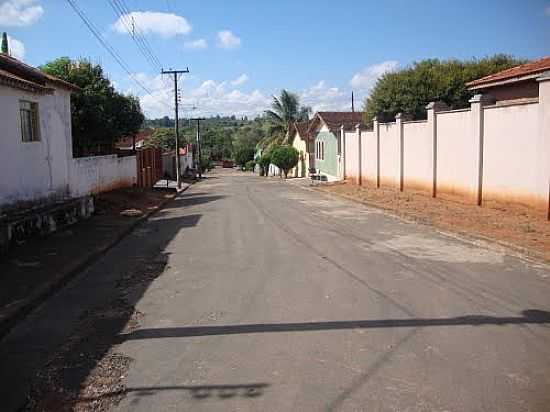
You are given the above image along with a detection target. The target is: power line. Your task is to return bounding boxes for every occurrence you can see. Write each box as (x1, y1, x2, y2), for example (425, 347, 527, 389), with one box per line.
(108, 0, 160, 71)
(112, 0, 164, 70)
(65, 0, 154, 96)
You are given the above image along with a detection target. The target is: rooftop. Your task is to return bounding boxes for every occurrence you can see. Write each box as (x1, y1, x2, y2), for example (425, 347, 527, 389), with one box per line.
(467, 56, 550, 89)
(0, 53, 79, 93)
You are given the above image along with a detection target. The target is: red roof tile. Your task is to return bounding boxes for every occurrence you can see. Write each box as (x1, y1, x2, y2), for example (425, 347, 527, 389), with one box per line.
(467, 56, 550, 88)
(310, 111, 364, 133)
(0, 53, 79, 91)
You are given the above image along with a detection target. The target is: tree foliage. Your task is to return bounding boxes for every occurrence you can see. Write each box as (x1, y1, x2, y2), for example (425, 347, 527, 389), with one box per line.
(363, 55, 525, 122)
(40, 57, 144, 156)
(271, 145, 299, 178)
(265, 90, 311, 137)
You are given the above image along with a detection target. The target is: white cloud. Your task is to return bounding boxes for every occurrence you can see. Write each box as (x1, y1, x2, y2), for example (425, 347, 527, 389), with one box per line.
(217, 30, 241, 49)
(184, 38, 207, 50)
(231, 73, 248, 86)
(7, 35, 25, 60)
(128, 74, 269, 118)
(350, 60, 399, 91)
(299, 80, 350, 112)
(113, 11, 191, 38)
(0, 0, 43, 27)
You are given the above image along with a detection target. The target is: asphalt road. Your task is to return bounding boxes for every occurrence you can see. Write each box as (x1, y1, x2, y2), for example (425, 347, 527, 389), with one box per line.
(114, 170, 550, 412)
(2, 169, 550, 411)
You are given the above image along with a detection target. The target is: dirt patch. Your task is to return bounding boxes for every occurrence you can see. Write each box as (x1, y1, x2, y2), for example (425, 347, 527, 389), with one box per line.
(94, 187, 173, 217)
(319, 182, 550, 262)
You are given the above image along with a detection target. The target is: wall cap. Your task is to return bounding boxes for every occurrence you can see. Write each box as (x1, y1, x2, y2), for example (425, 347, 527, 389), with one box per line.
(469, 93, 495, 104)
(395, 112, 413, 121)
(425, 101, 449, 111)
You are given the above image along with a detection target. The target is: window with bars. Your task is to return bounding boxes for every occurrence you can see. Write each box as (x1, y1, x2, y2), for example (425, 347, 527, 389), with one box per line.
(20, 100, 40, 142)
(315, 141, 325, 160)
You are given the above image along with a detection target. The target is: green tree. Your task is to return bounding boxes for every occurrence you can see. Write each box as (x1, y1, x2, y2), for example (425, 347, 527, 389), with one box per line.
(40, 57, 144, 156)
(271, 145, 299, 179)
(258, 153, 271, 177)
(363, 55, 525, 122)
(144, 128, 179, 152)
(234, 145, 255, 166)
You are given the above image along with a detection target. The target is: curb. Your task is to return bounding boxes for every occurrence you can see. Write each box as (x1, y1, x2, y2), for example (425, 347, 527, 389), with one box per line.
(305, 185, 549, 266)
(0, 185, 190, 341)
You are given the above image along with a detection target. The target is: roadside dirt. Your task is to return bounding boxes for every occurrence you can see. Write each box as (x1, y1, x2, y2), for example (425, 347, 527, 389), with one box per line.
(94, 187, 174, 217)
(319, 181, 550, 262)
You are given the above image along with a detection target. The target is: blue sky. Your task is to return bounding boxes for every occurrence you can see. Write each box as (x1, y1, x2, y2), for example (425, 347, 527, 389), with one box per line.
(1, 0, 549, 118)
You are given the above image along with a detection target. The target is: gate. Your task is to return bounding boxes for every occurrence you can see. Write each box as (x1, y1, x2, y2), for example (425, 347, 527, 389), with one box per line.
(136, 148, 162, 188)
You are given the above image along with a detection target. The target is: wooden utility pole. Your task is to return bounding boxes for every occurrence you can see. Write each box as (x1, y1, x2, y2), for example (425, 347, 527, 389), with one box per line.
(161, 68, 189, 189)
(191, 118, 206, 179)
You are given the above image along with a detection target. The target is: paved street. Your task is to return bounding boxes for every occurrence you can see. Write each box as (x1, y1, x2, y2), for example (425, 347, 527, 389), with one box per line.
(3, 169, 550, 411)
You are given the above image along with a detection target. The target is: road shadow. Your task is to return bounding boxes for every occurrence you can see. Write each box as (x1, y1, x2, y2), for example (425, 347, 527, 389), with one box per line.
(79, 383, 270, 402)
(117, 310, 550, 341)
(162, 194, 226, 209)
(0, 205, 211, 411)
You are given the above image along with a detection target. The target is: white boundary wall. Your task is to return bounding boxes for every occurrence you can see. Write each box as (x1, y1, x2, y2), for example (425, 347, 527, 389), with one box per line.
(343, 73, 550, 213)
(70, 155, 137, 197)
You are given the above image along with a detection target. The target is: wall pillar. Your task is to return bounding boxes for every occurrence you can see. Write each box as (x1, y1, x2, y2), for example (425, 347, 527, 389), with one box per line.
(373, 116, 380, 188)
(341, 125, 346, 180)
(356, 123, 362, 186)
(396, 113, 413, 192)
(469, 93, 495, 206)
(426, 102, 449, 198)
(537, 71, 550, 220)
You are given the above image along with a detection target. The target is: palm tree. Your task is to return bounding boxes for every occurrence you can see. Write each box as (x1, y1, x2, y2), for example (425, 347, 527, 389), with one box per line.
(265, 90, 310, 136)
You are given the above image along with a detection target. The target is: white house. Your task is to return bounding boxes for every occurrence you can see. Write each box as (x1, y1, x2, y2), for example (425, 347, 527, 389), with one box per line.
(0, 52, 138, 210)
(0, 52, 79, 208)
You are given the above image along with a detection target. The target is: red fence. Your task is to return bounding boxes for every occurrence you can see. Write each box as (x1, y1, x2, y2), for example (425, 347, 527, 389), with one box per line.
(136, 148, 162, 188)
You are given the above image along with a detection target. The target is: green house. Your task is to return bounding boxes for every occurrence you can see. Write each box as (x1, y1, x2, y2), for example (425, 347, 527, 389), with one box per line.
(309, 112, 364, 181)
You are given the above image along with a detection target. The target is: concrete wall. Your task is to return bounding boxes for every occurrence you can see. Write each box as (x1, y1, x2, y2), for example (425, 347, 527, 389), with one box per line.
(483, 101, 545, 208)
(379, 122, 400, 187)
(362, 129, 376, 184)
(343, 129, 359, 183)
(436, 109, 478, 200)
(70, 155, 137, 197)
(402, 120, 431, 191)
(342, 75, 550, 214)
(0, 84, 73, 207)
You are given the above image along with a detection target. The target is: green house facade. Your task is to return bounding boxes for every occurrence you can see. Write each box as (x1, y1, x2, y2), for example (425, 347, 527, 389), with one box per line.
(314, 129, 338, 178)
(309, 111, 364, 181)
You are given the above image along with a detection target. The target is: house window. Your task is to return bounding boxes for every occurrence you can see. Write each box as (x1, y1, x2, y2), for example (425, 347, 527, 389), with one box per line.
(316, 141, 325, 160)
(20, 100, 40, 142)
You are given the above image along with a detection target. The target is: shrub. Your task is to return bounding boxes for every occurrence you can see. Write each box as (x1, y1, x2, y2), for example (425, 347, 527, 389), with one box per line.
(271, 145, 299, 178)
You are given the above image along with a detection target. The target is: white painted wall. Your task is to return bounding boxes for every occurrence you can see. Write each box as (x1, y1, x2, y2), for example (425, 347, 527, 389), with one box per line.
(379, 122, 400, 187)
(0, 81, 138, 209)
(0, 84, 73, 207)
(483, 102, 544, 207)
(70, 155, 137, 197)
(342, 76, 550, 212)
(436, 109, 478, 200)
(402, 121, 431, 191)
(362, 130, 376, 184)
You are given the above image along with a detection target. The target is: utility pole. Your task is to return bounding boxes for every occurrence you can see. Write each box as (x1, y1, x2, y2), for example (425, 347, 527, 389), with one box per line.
(191, 118, 206, 179)
(161, 68, 189, 189)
